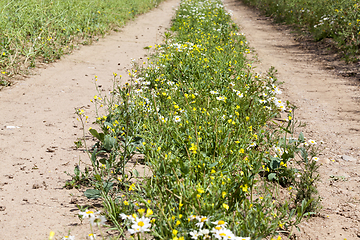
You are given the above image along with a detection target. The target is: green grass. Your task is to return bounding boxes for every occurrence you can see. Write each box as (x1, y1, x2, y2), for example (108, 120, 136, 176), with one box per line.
(69, 0, 322, 239)
(239, 0, 360, 62)
(0, 0, 164, 83)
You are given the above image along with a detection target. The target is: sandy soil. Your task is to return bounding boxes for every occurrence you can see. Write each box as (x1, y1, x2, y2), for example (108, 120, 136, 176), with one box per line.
(0, 0, 179, 239)
(1, 0, 360, 239)
(224, 0, 360, 239)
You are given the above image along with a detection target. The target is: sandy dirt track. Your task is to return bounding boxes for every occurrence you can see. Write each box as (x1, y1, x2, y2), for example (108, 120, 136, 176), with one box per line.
(224, 0, 360, 239)
(0, 0, 360, 239)
(0, 0, 179, 238)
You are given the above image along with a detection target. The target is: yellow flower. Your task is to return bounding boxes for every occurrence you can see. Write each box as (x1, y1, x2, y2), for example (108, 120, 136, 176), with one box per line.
(124, 200, 129, 206)
(222, 203, 229, 210)
(138, 208, 145, 216)
(189, 143, 198, 154)
(172, 229, 178, 235)
(129, 183, 136, 191)
(197, 188, 205, 194)
(146, 208, 153, 217)
(49, 231, 55, 240)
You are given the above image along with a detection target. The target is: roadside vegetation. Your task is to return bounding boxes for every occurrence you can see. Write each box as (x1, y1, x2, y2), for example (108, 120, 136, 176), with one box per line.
(240, 0, 360, 62)
(63, 0, 322, 239)
(0, 0, 164, 87)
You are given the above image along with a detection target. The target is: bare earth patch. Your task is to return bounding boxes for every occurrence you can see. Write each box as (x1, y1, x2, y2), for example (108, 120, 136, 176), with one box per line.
(224, 0, 360, 239)
(0, 0, 179, 239)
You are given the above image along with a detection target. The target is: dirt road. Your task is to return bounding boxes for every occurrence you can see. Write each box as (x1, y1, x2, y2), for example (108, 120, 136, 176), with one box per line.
(1, 0, 359, 239)
(224, 0, 360, 239)
(0, 0, 179, 238)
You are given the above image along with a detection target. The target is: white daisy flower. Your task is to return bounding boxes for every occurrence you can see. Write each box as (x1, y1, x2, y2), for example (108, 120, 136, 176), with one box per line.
(212, 228, 234, 239)
(236, 92, 243, 98)
(128, 216, 152, 234)
(87, 233, 96, 240)
(210, 90, 218, 95)
(249, 142, 257, 148)
(62, 236, 75, 240)
(199, 228, 210, 236)
(195, 216, 210, 229)
(120, 213, 135, 222)
(78, 209, 98, 219)
(259, 99, 267, 104)
(90, 214, 107, 226)
(308, 139, 317, 145)
(189, 230, 202, 239)
(211, 220, 228, 227)
(216, 96, 226, 101)
(174, 116, 181, 122)
(134, 89, 142, 94)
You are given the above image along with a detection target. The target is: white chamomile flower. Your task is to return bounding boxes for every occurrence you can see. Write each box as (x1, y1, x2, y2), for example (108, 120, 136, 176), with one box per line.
(210, 90, 218, 95)
(312, 157, 319, 161)
(216, 96, 226, 101)
(78, 209, 98, 219)
(212, 228, 233, 239)
(195, 216, 210, 229)
(120, 213, 136, 222)
(189, 230, 202, 239)
(62, 236, 75, 240)
(211, 220, 228, 227)
(90, 214, 107, 226)
(199, 228, 210, 236)
(308, 139, 317, 145)
(174, 115, 181, 122)
(259, 99, 266, 104)
(87, 233, 96, 240)
(236, 92, 243, 98)
(134, 89, 143, 94)
(128, 216, 152, 234)
(249, 142, 257, 148)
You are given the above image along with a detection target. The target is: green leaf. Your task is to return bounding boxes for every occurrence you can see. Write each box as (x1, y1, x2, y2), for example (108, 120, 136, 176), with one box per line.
(89, 128, 100, 140)
(103, 135, 117, 151)
(270, 156, 281, 169)
(103, 181, 114, 193)
(298, 132, 304, 142)
(268, 173, 277, 181)
(84, 189, 101, 199)
(133, 169, 139, 177)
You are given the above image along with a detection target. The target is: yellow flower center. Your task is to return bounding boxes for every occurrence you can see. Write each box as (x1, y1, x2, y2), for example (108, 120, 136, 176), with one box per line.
(138, 221, 145, 227)
(86, 211, 94, 214)
(218, 220, 225, 225)
(201, 217, 207, 222)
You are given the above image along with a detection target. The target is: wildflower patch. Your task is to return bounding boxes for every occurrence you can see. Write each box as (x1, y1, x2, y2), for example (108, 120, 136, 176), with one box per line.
(71, 0, 322, 239)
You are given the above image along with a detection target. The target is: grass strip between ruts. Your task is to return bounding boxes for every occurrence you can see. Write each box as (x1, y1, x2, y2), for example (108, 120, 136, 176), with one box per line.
(74, 0, 321, 239)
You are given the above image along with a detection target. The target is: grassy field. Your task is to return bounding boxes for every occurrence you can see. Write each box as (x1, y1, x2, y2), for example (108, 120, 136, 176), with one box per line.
(240, 0, 360, 62)
(70, 0, 322, 239)
(0, 0, 164, 86)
